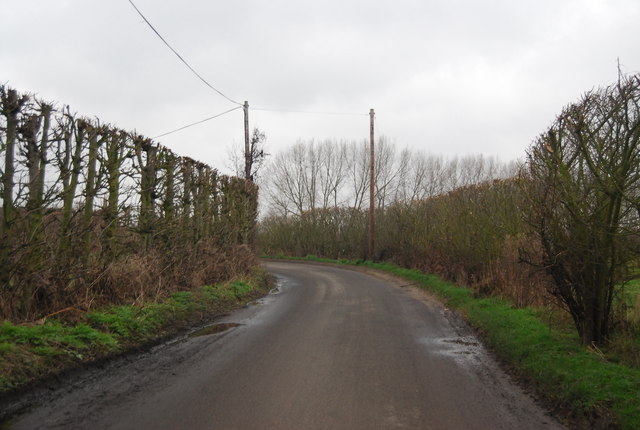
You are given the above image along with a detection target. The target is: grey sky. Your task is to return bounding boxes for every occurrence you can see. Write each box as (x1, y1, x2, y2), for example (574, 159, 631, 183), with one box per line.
(1, 0, 639, 174)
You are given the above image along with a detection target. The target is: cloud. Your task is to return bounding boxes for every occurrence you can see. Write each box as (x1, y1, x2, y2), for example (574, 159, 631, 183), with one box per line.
(1, 0, 639, 172)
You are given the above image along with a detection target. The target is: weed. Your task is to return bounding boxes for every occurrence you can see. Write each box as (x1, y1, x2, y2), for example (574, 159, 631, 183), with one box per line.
(86, 308, 145, 339)
(31, 346, 65, 358)
(229, 281, 252, 299)
(0, 321, 117, 351)
(169, 291, 193, 304)
(201, 285, 221, 301)
(0, 342, 13, 354)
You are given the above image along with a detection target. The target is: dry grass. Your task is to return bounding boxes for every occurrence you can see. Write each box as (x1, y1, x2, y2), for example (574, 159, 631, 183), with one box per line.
(1, 239, 259, 324)
(92, 243, 257, 309)
(474, 236, 555, 308)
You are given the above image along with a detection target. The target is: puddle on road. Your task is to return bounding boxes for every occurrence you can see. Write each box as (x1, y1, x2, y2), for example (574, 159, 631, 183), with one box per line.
(189, 323, 242, 337)
(442, 338, 479, 347)
(189, 279, 285, 338)
(418, 336, 482, 362)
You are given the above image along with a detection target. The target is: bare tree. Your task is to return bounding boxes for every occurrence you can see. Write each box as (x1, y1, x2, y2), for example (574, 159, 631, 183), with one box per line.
(345, 139, 370, 210)
(227, 127, 268, 181)
(266, 141, 311, 216)
(394, 149, 434, 202)
(263, 137, 516, 216)
(522, 73, 640, 345)
(373, 136, 398, 208)
(1, 88, 27, 238)
(56, 111, 85, 263)
(0, 85, 261, 321)
(317, 140, 348, 208)
(17, 103, 51, 314)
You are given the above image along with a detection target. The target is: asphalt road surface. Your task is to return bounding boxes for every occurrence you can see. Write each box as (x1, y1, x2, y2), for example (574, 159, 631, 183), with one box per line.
(8, 261, 565, 430)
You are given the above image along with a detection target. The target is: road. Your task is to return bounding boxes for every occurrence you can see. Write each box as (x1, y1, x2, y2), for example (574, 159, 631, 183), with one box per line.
(8, 261, 565, 429)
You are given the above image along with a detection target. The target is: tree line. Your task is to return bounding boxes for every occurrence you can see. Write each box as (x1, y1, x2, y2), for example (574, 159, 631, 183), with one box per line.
(262, 138, 517, 215)
(0, 86, 258, 321)
(258, 74, 640, 345)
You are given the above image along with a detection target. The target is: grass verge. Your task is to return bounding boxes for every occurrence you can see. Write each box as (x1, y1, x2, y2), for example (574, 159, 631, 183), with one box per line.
(0, 268, 271, 397)
(266, 255, 640, 430)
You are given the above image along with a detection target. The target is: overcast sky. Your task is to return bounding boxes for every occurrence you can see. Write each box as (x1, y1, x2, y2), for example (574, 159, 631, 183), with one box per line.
(2, 0, 639, 174)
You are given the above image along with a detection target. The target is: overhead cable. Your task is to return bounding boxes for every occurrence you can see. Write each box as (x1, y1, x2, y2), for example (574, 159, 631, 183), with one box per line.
(127, 0, 242, 106)
(251, 106, 367, 116)
(152, 106, 242, 139)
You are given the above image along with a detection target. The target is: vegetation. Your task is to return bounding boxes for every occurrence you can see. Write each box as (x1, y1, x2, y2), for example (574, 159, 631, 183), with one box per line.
(259, 175, 543, 306)
(0, 85, 259, 323)
(0, 270, 270, 394)
(261, 138, 516, 216)
(522, 74, 640, 344)
(258, 73, 640, 349)
(3, 71, 639, 428)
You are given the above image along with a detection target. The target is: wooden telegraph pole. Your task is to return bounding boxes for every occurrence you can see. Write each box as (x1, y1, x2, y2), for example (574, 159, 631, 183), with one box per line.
(368, 108, 375, 260)
(243, 101, 250, 180)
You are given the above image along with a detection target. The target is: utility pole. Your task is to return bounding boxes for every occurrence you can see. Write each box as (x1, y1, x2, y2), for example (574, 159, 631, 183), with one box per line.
(243, 100, 251, 180)
(368, 108, 375, 261)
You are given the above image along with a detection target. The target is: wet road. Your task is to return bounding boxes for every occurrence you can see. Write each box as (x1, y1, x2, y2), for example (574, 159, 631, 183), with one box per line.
(9, 261, 565, 429)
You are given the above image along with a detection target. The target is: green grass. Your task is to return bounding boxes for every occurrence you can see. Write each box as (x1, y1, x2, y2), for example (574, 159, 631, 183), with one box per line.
(0, 320, 120, 391)
(605, 279, 640, 369)
(269, 255, 640, 430)
(229, 281, 253, 299)
(620, 280, 640, 313)
(0, 320, 117, 351)
(84, 282, 260, 343)
(0, 271, 270, 394)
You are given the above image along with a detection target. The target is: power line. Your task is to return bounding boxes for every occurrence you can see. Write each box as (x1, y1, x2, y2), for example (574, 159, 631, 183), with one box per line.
(152, 104, 367, 140)
(127, 0, 241, 106)
(251, 106, 368, 116)
(152, 106, 242, 139)
(127, 1, 369, 140)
